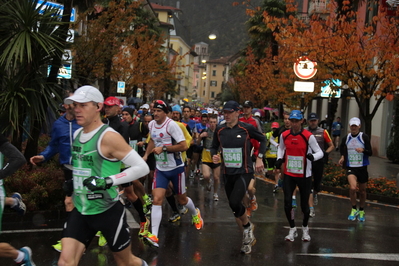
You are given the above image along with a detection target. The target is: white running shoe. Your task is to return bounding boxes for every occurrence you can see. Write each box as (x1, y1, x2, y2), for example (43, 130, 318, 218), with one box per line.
(285, 227, 298, 242)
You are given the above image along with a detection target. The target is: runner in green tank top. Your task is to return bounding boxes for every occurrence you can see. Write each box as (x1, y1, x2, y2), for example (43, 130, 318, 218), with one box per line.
(58, 85, 150, 266)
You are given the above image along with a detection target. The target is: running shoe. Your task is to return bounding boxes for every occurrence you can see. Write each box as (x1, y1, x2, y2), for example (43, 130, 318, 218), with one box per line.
(273, 185, 279, 193)
(206, 182, 212, 192)
(192, 208, 204, 230)
(139, 217, 150, 237)
(240, 242, 252, 255)
(250, 196, 258, 211)
(309, 207, 315, 218)
(143, 203, 152, 216)
(213, 193, 219, 201)
(18, 246, 35, 266)
(189, 170, 194, 178)
(178, 205, 188, 215)
(348, 208, 359, 221)
(358, 210, 365, 222)
(11, 193, 26, 216)
(96, 231, 107, 247)
(144, 233, 159, 248)
(52, 240, 62, 252)
(246, 207, 252, 218)
(168, 212, 181, 223)
(313, 194, 318, 206)
(292, 198, 297, 208)
(302, 226, 311, 241)
(285, 227, 298, 242)
(243, 223, 256, 245)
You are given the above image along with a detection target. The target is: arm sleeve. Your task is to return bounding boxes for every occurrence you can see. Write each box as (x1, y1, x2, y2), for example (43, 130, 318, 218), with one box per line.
(0, 141, 27, 179)
(108, 150, 150, 185)
(277, 134, 285, 159)
(308, 135, 324, 161)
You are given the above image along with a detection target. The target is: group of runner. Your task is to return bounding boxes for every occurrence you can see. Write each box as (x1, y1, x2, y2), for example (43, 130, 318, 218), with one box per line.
(0, 86, 372, 265)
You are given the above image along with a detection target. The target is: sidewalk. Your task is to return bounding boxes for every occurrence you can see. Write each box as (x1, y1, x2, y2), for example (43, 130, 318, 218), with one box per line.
(329, 150, 399, 180)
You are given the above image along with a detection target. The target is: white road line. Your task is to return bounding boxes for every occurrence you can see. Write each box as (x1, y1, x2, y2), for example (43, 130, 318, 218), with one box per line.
(297, 253, 399, 261)
(283, 226, 351, 231)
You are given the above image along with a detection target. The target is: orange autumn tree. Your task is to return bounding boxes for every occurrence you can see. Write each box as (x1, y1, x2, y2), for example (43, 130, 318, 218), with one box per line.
(74, 0, 176, 99)
(267, 0, 399, 137)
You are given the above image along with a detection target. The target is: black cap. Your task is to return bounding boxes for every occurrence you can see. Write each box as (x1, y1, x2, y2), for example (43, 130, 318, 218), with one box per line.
(308, 113, 319, 121)
(223, 101, 240, 112)
(243, 100, 253, 108)
(153, 99, 169, 113)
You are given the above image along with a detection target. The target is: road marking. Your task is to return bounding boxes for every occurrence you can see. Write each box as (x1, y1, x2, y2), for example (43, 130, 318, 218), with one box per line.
(297, 253, 399, 261)
(283, 226, 351, 231)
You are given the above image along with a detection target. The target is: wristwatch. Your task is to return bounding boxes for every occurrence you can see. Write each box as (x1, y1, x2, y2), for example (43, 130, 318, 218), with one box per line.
(162, 146, 167, 152)
(257, 153, 264, 159)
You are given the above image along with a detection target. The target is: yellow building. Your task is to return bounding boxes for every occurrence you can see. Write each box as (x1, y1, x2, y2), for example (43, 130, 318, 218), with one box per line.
(151, 3, 197, 103)
(198, 57, 228, 105)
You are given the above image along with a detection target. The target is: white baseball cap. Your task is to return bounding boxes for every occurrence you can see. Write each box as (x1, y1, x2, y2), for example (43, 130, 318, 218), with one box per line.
(140, 103, 150, 109)
(64, 86, 104, 104)
(349, 117, 361, 126)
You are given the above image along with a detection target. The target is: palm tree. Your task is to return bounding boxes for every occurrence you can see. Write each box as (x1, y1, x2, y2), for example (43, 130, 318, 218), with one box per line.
(0, 0, 66, 159)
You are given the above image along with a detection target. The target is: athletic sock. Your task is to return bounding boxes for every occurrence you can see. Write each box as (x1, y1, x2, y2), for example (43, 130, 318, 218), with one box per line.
(151, 205, 162, 237)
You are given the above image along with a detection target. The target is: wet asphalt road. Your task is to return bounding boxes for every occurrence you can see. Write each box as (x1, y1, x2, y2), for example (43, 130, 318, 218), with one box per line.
(1, 170, 399, 266)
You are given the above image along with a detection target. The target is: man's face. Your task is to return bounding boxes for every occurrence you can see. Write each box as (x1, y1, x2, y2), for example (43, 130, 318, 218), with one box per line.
(308, 119, 318, 129)
(172, 111, 181, 121)
(153, 108, 167, 123)
(223, 110, 239, 124)
(209, 118, 217, 130)
(183, 108, 191, 119)
(284, 114, 291, 128)
(143, 115, 152, 128)
(191, 109, 195, 117)
(289, 118, 302, 130)
(65, 103, 75, 117)
(149, 103, 154, 113)
(195, 111, 201, 117)
(73, 101, 100, 127)
(122, 111, 133, 123)
(104, 104, 119, 117)
(201, 116, 208, 125)
(243, 106, 252, 116)
(350, 124, 360, 134)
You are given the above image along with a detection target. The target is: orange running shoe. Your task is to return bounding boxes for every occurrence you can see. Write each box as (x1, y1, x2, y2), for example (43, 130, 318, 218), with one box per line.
(192, 208, 204, 230)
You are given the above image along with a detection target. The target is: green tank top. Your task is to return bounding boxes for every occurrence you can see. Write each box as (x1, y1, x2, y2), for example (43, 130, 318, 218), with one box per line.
(72, 125, 121, 215)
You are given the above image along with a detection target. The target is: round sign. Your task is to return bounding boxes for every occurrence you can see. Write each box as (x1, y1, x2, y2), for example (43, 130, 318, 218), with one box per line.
(293, 56, 317, 80)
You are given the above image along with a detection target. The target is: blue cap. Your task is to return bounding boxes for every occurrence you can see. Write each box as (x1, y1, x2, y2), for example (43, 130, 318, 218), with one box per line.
(172, 104, 182, 114)
(289, 110, 303, 120)
(223, 101, 240, 112)
(201, 109, 208, 114)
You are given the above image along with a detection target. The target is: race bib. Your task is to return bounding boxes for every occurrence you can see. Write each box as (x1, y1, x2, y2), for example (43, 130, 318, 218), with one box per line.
(286, 155, 304, 174)
(348, 150, 363, 167)
(270, 145, 278, 155)
(155, 152, 169, 167)
(129, 140, 138, 152)
(222, 148, 242, 168)
(73, 168, 92, 194)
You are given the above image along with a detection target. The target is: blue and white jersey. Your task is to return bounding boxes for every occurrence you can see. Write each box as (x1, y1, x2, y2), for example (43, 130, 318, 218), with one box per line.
(149, 117, 185, 171)
(345, 132, 370, 167)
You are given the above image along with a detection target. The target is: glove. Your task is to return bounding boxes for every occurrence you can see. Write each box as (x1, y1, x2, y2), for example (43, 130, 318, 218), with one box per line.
(63, 179, 74, 197)
(306, 153, 314, 162)
(83, 176, 113, 191)
(275, 159, 283, 169)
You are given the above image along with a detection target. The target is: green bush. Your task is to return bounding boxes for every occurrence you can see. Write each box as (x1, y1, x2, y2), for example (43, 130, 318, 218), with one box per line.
(4, 161, 64, 211)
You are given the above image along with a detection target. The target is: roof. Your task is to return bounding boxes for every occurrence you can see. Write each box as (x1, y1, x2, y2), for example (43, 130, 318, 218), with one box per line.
(150, 3, 182, 12)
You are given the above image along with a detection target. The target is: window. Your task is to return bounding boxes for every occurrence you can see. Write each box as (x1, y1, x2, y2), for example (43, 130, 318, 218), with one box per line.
(203, 90, 205, 96)
(212, 70, 216, 76)
(211, 91, 215, 98)
(201, 47, 207, 54)
(196, 47, 199, 54)
(210, 80, 217, 87)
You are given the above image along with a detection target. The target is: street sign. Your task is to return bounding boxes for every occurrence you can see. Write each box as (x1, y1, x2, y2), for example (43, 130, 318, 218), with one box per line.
(117, 81, 126, 93)
(321, 79, 342, 98)
(47, 64, 71, 79)
(294, 81, 315, 92)
(66, 29, 74, 43)
(62, 49, 72, 64)
(293, 56, 317, 80)
(136, 88, 142, 98)
(37, 0, 76, 22)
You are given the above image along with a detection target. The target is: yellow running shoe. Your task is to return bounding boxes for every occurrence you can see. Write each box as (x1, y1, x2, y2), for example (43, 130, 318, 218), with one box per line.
(192, 208, 204, 230)
(144, 232, 159, 248)
(96, 231, 107, 247)
(52, 240, 62, 252)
